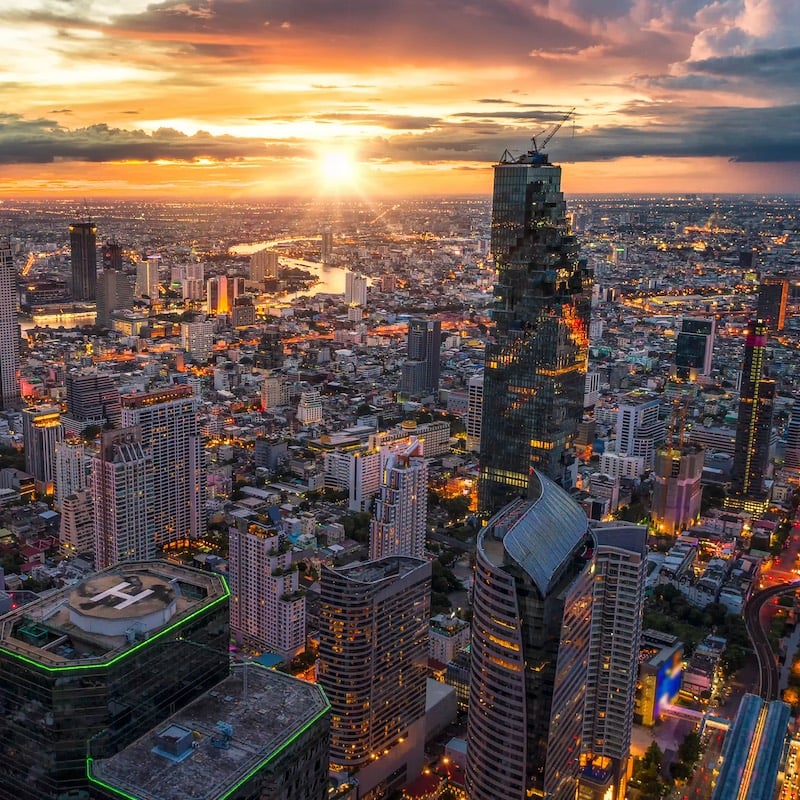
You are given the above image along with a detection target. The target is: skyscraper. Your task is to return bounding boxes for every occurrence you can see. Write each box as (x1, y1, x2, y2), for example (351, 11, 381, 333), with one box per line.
(22, 405, 64, 494)
(467, 476, 645, 800)
(53, 438, 89, 510)
(729, 319, 775, 508)
(121, 385, 205, 545)
(757, 276, 789, 333)
(228, 519, 306, 661)
(0, 241, 21, 409)
(400, 318, 441, 397)
(345, 269, 367, 306)
(69, 220, 97, 301)
(614, 390, 664, 473)
(92, 427, 154, 568)
(674, 317, 715, 380)
(579, 523, 647, 800)
(369, 437, 428, 559)
(466, 371, 484, 453)
(479, 147, 591, 513)
(467, 475, 593, 800)
(318, 556, 431, 797)
(135, 255, 160, 299)
(63, 368, 122, 434)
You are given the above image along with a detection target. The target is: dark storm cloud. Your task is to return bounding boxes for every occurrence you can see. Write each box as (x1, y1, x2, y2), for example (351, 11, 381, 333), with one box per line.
(688, 46, 800, 85)
(0, 114, 298, 164)
(361, 104, 800, 164)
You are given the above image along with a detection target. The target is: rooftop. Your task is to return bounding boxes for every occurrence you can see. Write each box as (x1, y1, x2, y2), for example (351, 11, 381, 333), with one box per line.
(479, 472, 589, 594)
(88, 665, 329, 800)
(0, 561, 227, 669)
(334, 555, 429, 585)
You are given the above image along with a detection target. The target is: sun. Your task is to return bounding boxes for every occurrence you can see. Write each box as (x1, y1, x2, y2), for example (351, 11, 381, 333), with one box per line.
(321, 150, 358, 186)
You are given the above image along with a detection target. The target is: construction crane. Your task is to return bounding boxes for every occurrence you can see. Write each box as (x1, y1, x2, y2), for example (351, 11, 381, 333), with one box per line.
(530, 107, 575, 156)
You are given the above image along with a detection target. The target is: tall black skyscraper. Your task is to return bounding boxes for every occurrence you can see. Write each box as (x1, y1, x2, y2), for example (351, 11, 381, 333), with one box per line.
(479, 147, 591, 513)
(757, 276, 788, 333)
(730, 319, 774, 509)
(69, 220, 97, 301)
(400, 318, 441, 397)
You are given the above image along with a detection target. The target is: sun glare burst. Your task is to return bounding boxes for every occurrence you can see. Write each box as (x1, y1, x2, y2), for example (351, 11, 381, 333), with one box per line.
(321, 150, 358, 185)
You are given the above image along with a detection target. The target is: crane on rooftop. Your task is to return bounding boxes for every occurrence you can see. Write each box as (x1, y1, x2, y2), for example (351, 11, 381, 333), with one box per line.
(530, 107, 576, 156)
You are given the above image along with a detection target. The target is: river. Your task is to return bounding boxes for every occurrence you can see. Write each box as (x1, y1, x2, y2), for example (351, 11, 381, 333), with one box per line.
(230, 239, 347, 301)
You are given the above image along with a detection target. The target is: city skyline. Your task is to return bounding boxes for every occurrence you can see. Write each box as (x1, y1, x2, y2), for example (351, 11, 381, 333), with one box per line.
(3, 0, 800, 199)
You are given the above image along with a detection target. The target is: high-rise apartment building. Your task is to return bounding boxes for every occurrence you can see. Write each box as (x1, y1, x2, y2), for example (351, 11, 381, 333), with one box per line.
(579, 523, 647, 800)
(369, 437, 427, 559)
(63, 368, 122, 434)
(121, 385, 205, 545)
(730, 319, 775, 507)
(59, 488, 94, 557)
(784, 406, 800, 471)
(318, 556, 431, 797)
(181, 318, 216, 361)
(345, 270, 367, 306)
(69, 220, 97, 301)
(254, 326, 284, 370)
(400, 318, 441, 397)
(96, 268, 133, 327)
(479, 148, 591, 512)
(466, 371, 484, 453)
(615, 390, 665, 473)
(135, 256, 160, 299)
(320, 229, 333, 261)
(651, 443, 704, 535)
(228, 519, 306, 661)
(250, 247, 279, 282)
(675, 317, 715, 380)
(261, 374, 290, 410)
(22, 405, 64, 494)
(297, 388, 323, 426)
(53, 438, 89, 510)
(467, 476, 645, 800)
(467, 475, 593, 800)
(206, 274, 244, 315)
(92, 427, 155, 568)
(757, 276, 789, 332)
(0, 241, 20, 409)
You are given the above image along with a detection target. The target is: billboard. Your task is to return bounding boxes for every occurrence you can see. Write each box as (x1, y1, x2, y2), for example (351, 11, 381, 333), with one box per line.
(654, 648, 683, 718)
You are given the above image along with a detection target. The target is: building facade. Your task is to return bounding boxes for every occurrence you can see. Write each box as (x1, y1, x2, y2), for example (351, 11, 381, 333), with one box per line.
(228, 520, 306, 661)
(369, 438, 428, 560)
(318, 556, 431, 797)
(0, 241, 21, 409)
(120, 385, 205, 545)
(730, 319, 775, 507)
(22, 405, 64, 494)
(69, 220, 97, 301)
(92, 427, 155, 568)
(467, 475, 593, 800)
(400, 318, 441, 397)
(757, 277, 788, 333)
(675, 317, 715, 380)
(479, 149, 591, 512)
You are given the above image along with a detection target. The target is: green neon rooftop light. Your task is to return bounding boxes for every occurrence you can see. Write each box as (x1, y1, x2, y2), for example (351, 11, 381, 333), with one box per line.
(0, 573, 230, 673)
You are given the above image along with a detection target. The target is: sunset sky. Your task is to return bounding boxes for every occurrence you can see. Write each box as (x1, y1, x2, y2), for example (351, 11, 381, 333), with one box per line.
(2, 0, 800, 198)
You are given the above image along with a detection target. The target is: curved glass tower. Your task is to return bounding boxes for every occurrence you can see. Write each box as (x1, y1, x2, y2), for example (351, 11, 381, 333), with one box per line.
(467, 472, 593, 800)
(479, 149, 591, 514)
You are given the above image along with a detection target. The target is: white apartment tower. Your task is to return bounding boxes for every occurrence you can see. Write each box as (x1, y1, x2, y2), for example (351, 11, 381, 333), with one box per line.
(297, 389, 323, 427)
(370, 438, 428, 559)
(53, 439, 89, 511)
(181, 319, 216, 362)
(466, 372, 484, 453)
(228, 520, 306, 661)
(615, 391, 664, 473)
(121, 385, 205, 545)
(0, 242, 20, 409)
(345, 270, 367, 307)
(135, 256, 160, 299)
(92, 427, 155, 568)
